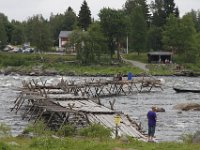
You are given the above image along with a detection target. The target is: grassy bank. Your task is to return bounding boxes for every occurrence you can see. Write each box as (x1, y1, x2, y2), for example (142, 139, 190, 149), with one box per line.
(0, 52, 144, 76)
(0, 52, 199, 76)
(1, 136, 200, 150)
(0, 122, 199, 150)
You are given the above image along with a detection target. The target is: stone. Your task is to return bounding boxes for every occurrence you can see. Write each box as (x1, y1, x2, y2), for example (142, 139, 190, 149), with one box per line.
(173, 103, 200, 111)
(156, 107, 165, 112)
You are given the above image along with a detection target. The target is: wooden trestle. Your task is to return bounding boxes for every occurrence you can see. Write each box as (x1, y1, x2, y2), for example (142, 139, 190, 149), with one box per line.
(11, 77, 162, 141)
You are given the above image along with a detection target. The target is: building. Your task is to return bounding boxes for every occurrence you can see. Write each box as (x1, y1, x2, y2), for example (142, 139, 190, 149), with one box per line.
(58, 31, 72, 48)
(147, 51, 173, 63)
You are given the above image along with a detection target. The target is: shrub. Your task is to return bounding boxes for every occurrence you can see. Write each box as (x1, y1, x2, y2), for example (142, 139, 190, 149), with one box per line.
(23, 121, 52, 136)
(57, 124, 76, 137)
(0, 142, 11, 150)
(78, 124, 112, 139)
(180, 131, 200, 144)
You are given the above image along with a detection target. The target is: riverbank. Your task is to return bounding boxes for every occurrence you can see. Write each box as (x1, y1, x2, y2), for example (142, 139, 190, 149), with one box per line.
(1, 66, 200, 77)
(1, 136, 200, 150)
(0, 52, 200, 77)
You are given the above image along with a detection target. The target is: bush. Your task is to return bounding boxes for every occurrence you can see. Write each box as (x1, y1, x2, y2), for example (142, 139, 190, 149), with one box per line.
(78, 124, 112, 139)
(180, 131, 200, 144)
(0, 142, 11, 150)
(23, 121, 52, 136)
(57, 124, 76, 137)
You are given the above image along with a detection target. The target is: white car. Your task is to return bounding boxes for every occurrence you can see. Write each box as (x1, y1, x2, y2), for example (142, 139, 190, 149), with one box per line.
(22, 48, 34, 53)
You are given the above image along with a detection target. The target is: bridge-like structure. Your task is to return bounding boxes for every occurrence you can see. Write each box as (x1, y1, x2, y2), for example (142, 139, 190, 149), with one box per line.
(11, 77, 163, 141)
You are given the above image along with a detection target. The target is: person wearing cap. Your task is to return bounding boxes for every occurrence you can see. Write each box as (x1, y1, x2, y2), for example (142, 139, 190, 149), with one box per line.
(147, 106, 157, 142)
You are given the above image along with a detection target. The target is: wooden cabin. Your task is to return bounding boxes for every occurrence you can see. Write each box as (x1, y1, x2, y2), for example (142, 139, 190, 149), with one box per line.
(147, 51, 173, 63)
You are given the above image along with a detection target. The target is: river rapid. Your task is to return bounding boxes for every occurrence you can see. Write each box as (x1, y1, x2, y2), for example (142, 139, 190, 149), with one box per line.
(0, 75, 200, 142)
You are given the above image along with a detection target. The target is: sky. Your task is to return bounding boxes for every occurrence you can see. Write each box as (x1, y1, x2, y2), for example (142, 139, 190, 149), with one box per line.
(0, 0, 200, 21)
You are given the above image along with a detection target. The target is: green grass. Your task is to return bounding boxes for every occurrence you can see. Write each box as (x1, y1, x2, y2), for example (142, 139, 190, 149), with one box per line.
(0, 51, 199, 76)
(124, 52, 200, 74)
(1, 136, 200, 150)
(0, 52, 144, 76)
(1, 121, 200, 150)
(123, 52, 148, 63)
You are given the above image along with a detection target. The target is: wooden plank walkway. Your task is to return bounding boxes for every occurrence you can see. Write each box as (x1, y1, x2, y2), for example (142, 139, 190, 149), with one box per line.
(10, 77, 163, 141)
(52, 99, 147, 141)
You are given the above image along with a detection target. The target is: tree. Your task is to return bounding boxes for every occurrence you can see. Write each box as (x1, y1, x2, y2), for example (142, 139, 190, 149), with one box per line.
(179, 15, 197, 62)
(162, 14, 197, 63)
(147, 26, 162, 51)
(68, 23, 108, 64)
(78, 0, 92, 30)
(49, 7, 77, 46)
(87, 22, 108, 62)
(150, 0, 167, 27)
(162, 14, 180, 51)
(99, 8, 128, 60)
(195, 33, 200, 58)
(25, 15, 52, 51)
(0, 22, 8, 49)
(124, 0, 150, 25)
(11, 25, 25, 45)
(63, 7, 77, 31)
(187, 10, 200, 32)
(0, 13, 9, 46)
(151, 0, 179, 27)
(129, 7, 147, 55)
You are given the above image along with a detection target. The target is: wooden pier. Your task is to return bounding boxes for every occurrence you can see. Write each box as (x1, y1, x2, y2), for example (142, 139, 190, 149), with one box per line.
(11, 77, 162, 141)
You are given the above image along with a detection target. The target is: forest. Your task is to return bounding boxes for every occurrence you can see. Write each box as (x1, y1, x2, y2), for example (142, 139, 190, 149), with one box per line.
(0, 0, 200, 65)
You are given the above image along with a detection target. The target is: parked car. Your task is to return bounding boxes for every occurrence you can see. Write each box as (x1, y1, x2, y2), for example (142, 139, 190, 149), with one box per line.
(22, 48, 34, 53)
(11, 48, 22, 53)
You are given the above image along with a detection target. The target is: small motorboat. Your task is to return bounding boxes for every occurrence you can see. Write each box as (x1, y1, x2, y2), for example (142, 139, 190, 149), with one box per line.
(173, 87, 200, 93)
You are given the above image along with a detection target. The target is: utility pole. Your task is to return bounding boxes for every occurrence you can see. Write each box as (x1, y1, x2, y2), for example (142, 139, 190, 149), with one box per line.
(126, 36, 128, 54)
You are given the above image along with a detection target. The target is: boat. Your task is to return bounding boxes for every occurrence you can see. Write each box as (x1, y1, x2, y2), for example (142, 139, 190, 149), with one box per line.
(173, 87, 200, 93)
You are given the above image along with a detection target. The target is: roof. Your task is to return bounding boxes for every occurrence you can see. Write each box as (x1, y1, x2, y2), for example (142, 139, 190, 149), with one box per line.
(59, 31, 72, 38)
(148, 51, 173, 56)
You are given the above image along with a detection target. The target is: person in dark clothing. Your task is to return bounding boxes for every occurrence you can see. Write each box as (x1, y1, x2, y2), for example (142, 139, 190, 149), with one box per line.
(127, 72, 133, 80)
(147, 106, 157, 142)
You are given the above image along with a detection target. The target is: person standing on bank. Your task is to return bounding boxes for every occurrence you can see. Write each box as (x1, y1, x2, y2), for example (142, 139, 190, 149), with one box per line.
(147, 106, 157, 142)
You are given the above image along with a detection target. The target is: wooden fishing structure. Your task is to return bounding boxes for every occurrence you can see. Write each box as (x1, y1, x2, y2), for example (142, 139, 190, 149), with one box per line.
(17, 76, 163, 98)
(11, 76, 163, 141)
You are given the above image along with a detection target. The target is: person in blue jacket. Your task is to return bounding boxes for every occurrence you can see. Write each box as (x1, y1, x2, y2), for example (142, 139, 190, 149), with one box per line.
(147, 106, 157, 142)
(127, 72, 133, 80)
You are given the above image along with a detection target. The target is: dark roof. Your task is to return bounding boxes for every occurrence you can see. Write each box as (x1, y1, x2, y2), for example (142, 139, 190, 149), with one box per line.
(59, 31, 72, 38)
(148, 51, 173, 56)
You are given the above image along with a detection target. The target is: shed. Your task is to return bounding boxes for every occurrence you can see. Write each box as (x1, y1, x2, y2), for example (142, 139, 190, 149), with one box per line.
(147, 51, 173, 63)
(58, 31, 72, 48)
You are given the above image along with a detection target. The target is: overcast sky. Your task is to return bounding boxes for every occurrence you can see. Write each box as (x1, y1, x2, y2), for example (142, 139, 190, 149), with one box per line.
(0, 0, 200, 21)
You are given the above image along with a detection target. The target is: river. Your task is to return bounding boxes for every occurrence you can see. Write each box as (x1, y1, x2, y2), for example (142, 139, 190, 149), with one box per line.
(0, 75, 200, 142)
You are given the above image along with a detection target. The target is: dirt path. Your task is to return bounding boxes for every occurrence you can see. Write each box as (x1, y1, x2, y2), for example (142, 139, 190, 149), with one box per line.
(121, 56, 149, 72)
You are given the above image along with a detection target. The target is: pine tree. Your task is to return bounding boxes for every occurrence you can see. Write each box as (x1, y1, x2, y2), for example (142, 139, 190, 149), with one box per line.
(78, 0, 91, 31)
(151, 0, 179, 27)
